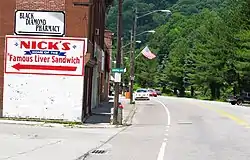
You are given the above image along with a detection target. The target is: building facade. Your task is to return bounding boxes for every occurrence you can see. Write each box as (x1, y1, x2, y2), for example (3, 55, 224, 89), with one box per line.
(0, 0, 113, 121)
(103, 30, 113, 100)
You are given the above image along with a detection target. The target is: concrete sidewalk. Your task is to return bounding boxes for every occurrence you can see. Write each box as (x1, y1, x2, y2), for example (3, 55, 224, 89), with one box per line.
(0, 96, 136, 160)
(84, 96, 136, 126)
(0, 123, 123, 160)
(0, 96, 136, 128)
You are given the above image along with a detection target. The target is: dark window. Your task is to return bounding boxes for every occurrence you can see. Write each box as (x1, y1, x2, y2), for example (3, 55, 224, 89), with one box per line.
(137, 89, 147, 93)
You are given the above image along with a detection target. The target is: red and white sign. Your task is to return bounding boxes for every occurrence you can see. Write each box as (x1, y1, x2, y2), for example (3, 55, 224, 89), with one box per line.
(5, 35, 87, 76)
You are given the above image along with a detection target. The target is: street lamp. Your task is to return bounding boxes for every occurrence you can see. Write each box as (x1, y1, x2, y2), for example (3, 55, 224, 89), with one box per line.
(136, 10, 172, 19)
(147, 30, 156, 33)
(120, 39, 142, 96)
(159, 10, 172, 13)
(122, 40, 141, 49)
(122, 30, 154, 50)
(135, 30, 155, 37)
(129, 8, 172, 104)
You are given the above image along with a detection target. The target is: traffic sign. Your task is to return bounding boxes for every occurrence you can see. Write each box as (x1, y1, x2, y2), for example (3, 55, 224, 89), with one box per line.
(114, 73, 121, 82)
(5, 35, 87, 76)
(112, 68, 124, 73)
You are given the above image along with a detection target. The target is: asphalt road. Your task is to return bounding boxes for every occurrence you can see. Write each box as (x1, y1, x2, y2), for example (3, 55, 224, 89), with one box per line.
(87, 96, 250, 160)
(2, 96, 250, 160)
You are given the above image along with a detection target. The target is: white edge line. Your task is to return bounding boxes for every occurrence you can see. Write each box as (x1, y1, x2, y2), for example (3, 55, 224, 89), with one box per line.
(157, 142, 167, 160)
(154, 100, 171, 126)
(154, 99, 171, 160)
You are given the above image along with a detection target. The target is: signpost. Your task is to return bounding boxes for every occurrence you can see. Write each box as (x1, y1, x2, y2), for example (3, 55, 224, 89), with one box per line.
(14, 10, 65, 36)
(112, 68, 125, 73)
(114, 73, 121, 82)
(5, 35, 86, 76)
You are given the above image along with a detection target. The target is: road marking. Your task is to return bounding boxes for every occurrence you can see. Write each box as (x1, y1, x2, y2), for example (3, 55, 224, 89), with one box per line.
(188, 101, 250, 128)
(155, 100, 171, 126)
(177, 121, 193, 124)
(154, 100, 171, 160)
(201, 103, 250, 127)
(157, 142, 167, 160)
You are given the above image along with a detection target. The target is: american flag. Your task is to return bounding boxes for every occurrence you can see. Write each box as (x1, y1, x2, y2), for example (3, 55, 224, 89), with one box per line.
(141, 46, 156, 59)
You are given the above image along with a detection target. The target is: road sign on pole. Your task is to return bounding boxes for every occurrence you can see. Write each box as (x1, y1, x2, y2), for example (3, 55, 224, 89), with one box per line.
(114, 73, 121, 82)
(112, 68, 124, 73)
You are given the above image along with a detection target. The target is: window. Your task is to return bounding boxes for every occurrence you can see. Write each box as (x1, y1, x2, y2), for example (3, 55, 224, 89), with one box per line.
(101, 50, 105, 71)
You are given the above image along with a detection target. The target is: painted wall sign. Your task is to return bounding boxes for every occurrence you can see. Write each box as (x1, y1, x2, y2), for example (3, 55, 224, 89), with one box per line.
(15, 10, 65, 36)
(5, 35, 86, 76)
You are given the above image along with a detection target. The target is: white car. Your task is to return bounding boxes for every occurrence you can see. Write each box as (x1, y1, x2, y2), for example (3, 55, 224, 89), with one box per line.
(134, 89, 150, 100)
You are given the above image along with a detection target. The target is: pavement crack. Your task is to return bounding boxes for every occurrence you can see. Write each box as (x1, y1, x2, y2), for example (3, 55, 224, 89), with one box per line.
(1, 140, 62, 160)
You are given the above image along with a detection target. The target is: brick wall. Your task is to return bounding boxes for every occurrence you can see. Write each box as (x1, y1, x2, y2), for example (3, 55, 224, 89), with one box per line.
(16, 0, 65, 10)
(0, 0, 111, 116)
(65, 0, 89, 37)
(103, 30, 113, 101)
(0, 0, 16, 116)
(0, 0, 91, 116)
(104, 30, 113, 71)
(16, 0, 90, 38)
(93, 0, 106, 49)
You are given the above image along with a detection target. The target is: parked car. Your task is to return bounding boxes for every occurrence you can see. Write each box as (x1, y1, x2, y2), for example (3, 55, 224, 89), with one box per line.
(227, 92, 250, 105)
(155, 89, 162, 95)
(135, 88, 150, 100)
(148, 89, 157, 97)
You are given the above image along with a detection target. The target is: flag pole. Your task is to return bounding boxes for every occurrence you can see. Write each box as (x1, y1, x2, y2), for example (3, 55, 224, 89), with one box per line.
(135, 51, 142, 60)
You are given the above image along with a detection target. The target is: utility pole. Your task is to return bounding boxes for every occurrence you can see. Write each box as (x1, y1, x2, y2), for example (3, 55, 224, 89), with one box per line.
(121, 37, 125, 95)
(113, 0, 123, 125)
(130, 8, 137, 104)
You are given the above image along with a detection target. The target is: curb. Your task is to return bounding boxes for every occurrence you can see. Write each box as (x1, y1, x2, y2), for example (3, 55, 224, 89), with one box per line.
(123, 103, 137, 125)
(0, 120, 45, 126)
(0, 120, 124, 129)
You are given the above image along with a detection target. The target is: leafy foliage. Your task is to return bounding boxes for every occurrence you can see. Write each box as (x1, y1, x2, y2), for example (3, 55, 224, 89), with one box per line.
(107, 0, 250, 100)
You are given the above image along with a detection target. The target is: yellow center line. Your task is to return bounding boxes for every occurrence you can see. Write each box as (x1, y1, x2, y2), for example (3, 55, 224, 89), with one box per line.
(192, 101, 250, 128)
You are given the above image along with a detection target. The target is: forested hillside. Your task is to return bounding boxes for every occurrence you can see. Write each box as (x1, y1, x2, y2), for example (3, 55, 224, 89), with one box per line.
(107, 0, 250, 100)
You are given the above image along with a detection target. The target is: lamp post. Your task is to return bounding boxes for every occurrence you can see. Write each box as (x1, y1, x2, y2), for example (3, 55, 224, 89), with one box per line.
(122, 30, 155, 50)
(129, 8, 171, 104)
(120, 29, 156, 100)
(121, 39, 141, 95)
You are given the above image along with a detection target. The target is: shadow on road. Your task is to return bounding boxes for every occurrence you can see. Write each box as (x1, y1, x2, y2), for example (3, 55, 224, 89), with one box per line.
(84, 97, 114, 124)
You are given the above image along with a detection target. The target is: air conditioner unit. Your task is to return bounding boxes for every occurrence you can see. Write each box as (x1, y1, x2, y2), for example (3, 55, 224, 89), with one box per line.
(95, 28, 100, 35)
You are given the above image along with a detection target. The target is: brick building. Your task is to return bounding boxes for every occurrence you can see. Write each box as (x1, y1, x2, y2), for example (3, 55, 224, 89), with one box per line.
(0, 0, 113, 121)
(103, 30, 113, 99)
